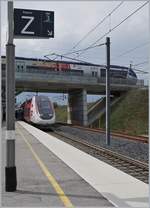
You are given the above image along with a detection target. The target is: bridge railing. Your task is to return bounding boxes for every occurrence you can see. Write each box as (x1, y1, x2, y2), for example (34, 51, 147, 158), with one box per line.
(17, 67, 85, 77)
(97, 77, 144, 86)
(136, 79, 145, 86)
(15, 71, 97, 84)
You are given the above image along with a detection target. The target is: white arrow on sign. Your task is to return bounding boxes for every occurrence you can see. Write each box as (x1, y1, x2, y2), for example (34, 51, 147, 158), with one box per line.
(47, 30, 53, 36)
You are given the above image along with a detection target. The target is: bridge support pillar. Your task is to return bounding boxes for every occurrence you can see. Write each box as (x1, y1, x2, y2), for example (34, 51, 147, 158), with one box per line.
(68, 89, 87, 126)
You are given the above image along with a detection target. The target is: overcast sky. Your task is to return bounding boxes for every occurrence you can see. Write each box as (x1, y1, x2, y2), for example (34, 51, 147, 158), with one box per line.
(0, 1, 149, 103)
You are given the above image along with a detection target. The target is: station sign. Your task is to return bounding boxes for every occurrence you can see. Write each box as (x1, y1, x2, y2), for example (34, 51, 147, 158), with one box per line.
(14, 8, 54, 38)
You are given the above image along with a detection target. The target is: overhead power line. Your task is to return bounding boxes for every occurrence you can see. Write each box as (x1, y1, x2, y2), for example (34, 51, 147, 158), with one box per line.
(133, 60, 148, 67)
(78, 1, 149, 57)
(133, 68, 148, 74)
(91, 1, 149, 46)
(112, 41, 150, 60)
(63, 43, 105, 56)
(44, 42, 105, 63)
(45, 53, 96, 64)
(69, 1, 124, 51)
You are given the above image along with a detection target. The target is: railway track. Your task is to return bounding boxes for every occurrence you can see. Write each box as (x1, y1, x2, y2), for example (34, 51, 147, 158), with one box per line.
(55, 122, 148, 143)
(49, 129, 148, 184)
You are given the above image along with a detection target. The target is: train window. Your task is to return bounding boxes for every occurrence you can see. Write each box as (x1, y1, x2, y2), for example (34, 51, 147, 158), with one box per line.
(110, 70, 127, 78)
(36, 96, 53, 115)
(16, 61, 25, 71)
(129, 69, 137, 78)
(92, 71, 98, 77)
(2, 64, 6, 70)
(16, 65, 20, 72)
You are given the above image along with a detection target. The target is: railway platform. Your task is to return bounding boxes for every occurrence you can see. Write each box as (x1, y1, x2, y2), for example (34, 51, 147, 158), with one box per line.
(1, 121, 149, 207)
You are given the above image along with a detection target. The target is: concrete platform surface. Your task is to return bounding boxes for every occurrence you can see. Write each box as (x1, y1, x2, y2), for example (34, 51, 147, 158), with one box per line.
(2, 122, 113, 207)
(18, 121, 149, 208)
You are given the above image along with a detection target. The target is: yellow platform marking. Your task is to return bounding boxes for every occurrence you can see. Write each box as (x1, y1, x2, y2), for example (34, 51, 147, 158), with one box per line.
(17, 126, 74, 208)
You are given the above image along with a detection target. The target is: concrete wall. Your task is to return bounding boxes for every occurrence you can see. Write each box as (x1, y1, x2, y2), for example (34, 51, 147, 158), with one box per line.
(68, 89, 87, 126)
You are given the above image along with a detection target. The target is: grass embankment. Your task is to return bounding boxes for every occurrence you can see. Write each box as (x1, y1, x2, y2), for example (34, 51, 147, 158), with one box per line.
(99, 89, 148, 136)
(55, 89, 148, 136)
(55, 105, 67, 122)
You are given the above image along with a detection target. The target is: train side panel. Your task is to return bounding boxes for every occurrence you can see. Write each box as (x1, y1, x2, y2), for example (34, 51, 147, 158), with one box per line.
(1, 56, 138, 81)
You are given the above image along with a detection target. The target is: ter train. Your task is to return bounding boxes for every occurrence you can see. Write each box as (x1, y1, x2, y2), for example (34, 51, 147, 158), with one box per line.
(1, 56, 137, 81)
(20, 95, 55, 126)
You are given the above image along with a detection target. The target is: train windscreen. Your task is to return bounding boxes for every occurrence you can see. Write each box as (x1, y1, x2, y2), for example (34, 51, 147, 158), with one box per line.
(36, 96, 53, 119)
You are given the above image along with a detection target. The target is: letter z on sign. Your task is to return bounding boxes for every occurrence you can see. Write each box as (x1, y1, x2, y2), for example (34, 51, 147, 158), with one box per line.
(21, 16, 35, 35)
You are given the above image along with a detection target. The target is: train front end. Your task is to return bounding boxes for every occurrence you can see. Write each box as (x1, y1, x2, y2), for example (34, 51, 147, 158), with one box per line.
(31, 95, 55, 125)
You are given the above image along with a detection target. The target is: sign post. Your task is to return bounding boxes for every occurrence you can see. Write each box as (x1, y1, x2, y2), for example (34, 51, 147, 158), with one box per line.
(5, 1, 17, 191)
(106, 37, 110, 145)
(5, 4, 54, 192)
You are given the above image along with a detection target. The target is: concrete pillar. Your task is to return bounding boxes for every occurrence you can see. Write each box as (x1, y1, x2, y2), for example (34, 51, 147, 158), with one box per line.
(68, 89, 87, 126)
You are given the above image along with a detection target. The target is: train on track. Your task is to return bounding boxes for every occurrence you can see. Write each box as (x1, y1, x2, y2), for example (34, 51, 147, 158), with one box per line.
(18, 95, 55, 126)
(1, 56, 137, 81)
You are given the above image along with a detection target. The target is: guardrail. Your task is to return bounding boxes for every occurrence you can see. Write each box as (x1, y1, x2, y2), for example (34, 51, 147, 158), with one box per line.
(15, 71, 97, 84)
(17, 67, 85, 77)
(98, 77, 144, 86)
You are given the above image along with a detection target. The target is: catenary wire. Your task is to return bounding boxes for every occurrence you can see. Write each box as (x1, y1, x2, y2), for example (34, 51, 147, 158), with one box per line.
(45, 2, 148, 66)
(46, 53, 96, 65)
(68, 1, 124, 52)
(133, 60, 148, 67)
(44, 43, 105, 63)
(77, 1, 149, 57)
(63, 43, 105, 56)
(112, 41, 150, 61)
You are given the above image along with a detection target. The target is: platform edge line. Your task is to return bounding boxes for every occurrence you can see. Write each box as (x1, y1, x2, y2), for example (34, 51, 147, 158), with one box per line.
(17, 126, 74, 208)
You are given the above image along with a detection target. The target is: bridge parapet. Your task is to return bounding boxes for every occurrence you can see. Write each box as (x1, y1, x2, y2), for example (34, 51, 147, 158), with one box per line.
(15, 71, 97, 84)
(2, 67, 144, 93)
(14, 69, 144, 86)
(97, 77, 144, 86)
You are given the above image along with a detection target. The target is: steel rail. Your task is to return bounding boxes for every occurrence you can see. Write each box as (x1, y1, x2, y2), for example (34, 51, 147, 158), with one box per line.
(55, 123, 148, 144)
(74, 125, 148, 143)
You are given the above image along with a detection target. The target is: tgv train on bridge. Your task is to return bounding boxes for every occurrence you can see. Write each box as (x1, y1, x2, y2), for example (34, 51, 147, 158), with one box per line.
(1, 56, 137, 81)
(20, 95, 55, 126)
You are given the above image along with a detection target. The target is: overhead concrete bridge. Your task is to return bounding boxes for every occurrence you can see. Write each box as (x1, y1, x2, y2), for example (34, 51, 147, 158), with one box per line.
(2, 67, 144, 93)
(2, 66, 144, 126)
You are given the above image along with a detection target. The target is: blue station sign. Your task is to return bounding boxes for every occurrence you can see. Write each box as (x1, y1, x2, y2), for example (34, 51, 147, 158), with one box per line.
(14, 8, 54, 38)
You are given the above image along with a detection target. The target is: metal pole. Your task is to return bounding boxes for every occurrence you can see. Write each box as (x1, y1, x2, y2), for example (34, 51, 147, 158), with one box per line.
(5, 1, 17, 192)
(67, 97, 71, 124)
(106, 37, 110, 145)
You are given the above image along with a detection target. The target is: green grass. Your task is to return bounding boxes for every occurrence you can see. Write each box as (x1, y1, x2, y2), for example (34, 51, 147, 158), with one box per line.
(99, 89, 148, 136)
(55, 105, 67, 122)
